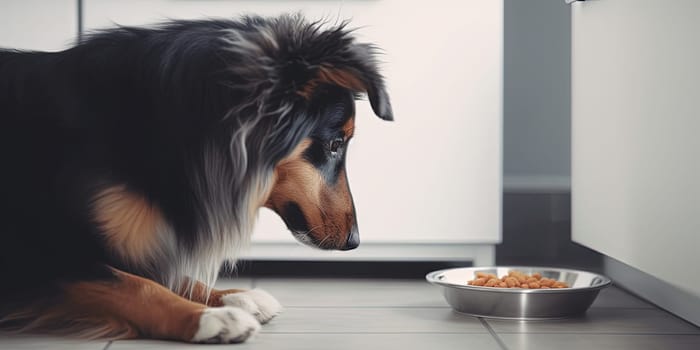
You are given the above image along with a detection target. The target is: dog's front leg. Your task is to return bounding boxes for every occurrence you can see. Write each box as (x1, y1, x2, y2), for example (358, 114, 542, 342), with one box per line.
(180, 279, 282, 324)
(56, 268, 261, 343)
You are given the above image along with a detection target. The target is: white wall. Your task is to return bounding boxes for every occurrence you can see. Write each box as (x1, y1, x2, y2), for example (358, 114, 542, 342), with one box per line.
(0, 0, 77, 51)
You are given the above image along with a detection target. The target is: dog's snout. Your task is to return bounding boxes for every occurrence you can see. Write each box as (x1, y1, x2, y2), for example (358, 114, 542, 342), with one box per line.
(340, 226, 359, 251)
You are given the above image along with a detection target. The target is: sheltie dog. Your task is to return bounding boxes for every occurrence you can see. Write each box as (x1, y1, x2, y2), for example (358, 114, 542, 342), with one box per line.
(0, 14, 392, 343)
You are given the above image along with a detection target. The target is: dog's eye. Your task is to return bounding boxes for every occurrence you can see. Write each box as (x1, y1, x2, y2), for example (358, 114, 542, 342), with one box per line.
(330, 138, 344, 154)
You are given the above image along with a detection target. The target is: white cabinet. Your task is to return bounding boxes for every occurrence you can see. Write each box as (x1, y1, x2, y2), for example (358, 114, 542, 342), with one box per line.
(572, 1, 700, 294)
(84, 1, 503, 262)
(0, 0, 77, 51)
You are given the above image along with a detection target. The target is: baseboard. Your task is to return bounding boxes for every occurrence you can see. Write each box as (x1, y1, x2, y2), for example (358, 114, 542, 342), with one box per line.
(229, 260, 472, 278)
(603, 256, 700, 327)
(240, 242, 496, 266)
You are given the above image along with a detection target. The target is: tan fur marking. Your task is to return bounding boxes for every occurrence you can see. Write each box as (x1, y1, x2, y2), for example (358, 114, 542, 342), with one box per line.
(298, 67, 367, 99)
(264, 138, 323, 235)
(343, 116, 355, 141)
(92, 186, 164, 265)
(319, 167, 354, 245)
(267, 139, 320, 211)
(178, 279, 246, 307)
(5, 268, 206, 341)
(65, 269, 205, 340)
(280, 139, 313, 164)
(318, 67, 366, 91)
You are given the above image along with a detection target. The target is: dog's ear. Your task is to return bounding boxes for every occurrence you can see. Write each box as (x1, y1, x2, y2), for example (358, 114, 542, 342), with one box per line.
(298, 45, 393, 121)
(320, 67, 393, 122)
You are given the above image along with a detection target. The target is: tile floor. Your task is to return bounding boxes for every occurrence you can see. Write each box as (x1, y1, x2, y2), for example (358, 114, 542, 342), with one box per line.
(1, 277, 699, 350)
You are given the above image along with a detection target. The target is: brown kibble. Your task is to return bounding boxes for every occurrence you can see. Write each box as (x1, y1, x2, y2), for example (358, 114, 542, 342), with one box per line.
(467, 271, 569, 289)
(485, 278, 500, 287)
(540, 278, 555, 287)
(477, 272, 499, 281)
(472, 278, 487, 286)
(476, 272, 497, 280)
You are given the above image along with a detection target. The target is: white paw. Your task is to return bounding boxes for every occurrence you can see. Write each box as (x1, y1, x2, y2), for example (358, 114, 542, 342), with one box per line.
(220, 289, 282, 324)
(191, 307, 261, 344)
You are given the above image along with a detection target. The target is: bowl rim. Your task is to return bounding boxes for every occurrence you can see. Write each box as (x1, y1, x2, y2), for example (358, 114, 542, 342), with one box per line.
(425, 266, 612, 294)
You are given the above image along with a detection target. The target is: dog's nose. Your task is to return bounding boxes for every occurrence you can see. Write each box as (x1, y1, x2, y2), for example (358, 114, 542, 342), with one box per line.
(340, 226, 360, 250)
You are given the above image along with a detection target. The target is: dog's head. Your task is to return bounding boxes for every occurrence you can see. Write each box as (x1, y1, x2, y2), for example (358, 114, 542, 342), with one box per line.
(213, 16, 393, 250)
(265, 85, 368, 250)
(165, 15, 394, 251)
(261, 63, 391, 250)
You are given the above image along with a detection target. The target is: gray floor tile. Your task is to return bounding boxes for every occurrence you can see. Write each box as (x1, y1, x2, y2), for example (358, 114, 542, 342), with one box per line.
(107, 340, 221, 350)
(0, 335, 107, 350)
(253, 278, 448, 307)
(213, 277, 253, 290)
(263, 307, 487, 333)
(4, 278, 694, 350)
(487, 308, 700, 334)
(499, 333, 700, 350)
(591, 286, 654, 309)
(241, 333, 501, 350)
(109, 333, 501, 350)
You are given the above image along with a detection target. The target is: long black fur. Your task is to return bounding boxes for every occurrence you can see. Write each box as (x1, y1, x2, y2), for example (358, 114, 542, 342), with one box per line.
(0, 13, 391, 329)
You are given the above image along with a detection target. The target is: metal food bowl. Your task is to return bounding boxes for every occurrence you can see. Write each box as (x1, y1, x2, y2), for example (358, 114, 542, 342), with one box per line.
(426, 266, 611, 320)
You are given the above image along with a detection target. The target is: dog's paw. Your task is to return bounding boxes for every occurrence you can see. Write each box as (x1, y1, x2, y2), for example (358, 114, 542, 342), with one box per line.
(220, 289, 282, 324)
(191, 307, 261, 344)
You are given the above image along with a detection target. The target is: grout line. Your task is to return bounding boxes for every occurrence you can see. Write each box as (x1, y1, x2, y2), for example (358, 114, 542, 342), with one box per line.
(102, 340, 113, 350)
(265, 305, 451, 309)
(489, 331, 700, 336)
(479, 318, 509, 350)
(260, 331, 491, 335)
(590, 306, 655, 310)
(259, 305, 658, 310)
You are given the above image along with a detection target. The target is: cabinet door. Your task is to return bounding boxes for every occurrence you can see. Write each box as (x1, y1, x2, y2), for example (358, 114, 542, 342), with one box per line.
(0, 0, 77, 51)
(572, 0, 700, 294)
(84, 0, 502, 244)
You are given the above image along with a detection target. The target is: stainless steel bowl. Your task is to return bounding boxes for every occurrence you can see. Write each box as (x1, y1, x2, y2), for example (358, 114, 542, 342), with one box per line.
(426, 266, 611, 320)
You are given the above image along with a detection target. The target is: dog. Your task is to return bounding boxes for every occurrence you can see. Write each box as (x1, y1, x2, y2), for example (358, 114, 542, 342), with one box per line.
(0, 14, 392, 343)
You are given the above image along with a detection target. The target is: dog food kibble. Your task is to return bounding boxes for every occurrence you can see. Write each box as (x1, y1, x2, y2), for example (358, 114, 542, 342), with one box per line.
(466, 270, 570, 289)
